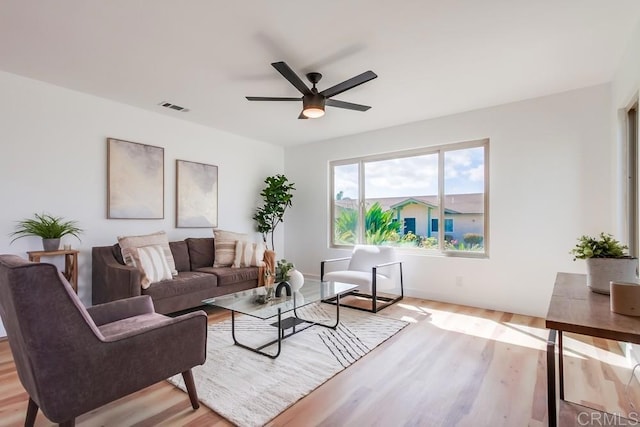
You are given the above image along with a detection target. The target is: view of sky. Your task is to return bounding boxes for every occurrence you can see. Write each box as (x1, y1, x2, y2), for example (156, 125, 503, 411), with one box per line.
(334, 147, 485, 199)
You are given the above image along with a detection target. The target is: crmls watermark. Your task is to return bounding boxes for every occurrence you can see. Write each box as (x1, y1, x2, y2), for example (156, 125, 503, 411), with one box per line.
(577, 411, 640, 426)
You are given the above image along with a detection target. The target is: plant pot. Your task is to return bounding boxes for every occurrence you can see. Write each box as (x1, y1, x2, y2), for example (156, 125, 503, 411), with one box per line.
(42, 238, 60, 251)
(586, 257, 639, 295)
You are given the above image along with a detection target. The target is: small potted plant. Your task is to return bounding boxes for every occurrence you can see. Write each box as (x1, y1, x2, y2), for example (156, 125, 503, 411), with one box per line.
(275, 259, 295, 283)
(570, 232, 637, 294)
(275, 259, 305, 292)
(10, 213, 83, 251)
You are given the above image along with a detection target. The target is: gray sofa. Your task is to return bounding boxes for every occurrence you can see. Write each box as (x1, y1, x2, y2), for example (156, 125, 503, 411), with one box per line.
(92, 237, 259, 314)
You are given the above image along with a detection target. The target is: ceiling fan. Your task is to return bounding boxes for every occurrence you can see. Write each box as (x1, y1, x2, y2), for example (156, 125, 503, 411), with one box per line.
(246, 61, 377, 119)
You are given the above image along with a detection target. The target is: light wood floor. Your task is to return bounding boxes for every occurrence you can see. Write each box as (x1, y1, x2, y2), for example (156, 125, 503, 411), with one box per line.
(1, 297, 639, 426)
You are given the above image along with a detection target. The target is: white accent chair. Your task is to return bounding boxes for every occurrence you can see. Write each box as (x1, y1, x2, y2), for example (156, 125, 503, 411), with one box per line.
(321, 245, 403, 313)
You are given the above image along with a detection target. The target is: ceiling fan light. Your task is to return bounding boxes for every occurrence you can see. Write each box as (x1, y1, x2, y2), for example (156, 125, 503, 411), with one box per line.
(302, 107, 325, 118)
(302, 93, 326, 118)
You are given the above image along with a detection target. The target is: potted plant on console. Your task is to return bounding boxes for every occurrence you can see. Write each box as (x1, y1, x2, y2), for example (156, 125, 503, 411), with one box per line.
(10, 213, 83, 251)
(570, 232, 638, 294)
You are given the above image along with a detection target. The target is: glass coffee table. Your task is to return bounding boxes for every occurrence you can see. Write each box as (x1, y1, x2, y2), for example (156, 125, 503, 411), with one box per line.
(202, 279, 357, 359)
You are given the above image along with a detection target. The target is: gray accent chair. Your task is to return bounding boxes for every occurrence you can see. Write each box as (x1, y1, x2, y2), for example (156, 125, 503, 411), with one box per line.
(0, 255, 208, 427)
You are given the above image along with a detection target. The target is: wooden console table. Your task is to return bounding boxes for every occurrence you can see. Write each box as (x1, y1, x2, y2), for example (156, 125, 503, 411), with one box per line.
(27, 249, 79, 293)
(546, 272, 640, 426)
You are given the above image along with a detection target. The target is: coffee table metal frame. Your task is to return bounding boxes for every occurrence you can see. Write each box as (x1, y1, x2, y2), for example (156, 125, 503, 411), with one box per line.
(203, 280, 357, 359)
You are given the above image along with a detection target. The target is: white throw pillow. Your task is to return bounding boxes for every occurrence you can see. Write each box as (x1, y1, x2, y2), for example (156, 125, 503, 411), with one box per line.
(130, 244, 173, 289)
(233, 241, 266, 268)
(118, 231, 177, 276)
(213, 229, 248, 267)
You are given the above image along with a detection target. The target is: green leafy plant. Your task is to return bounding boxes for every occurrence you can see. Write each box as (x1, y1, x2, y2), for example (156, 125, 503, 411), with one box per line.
(334, 203, 402, 245)
(275, 259, 295, 282)
(463, 233, 484, 246)
(420, 236, 438, 249)
(10, 213, 83, 242)
(335, 208, 358, 244)
(570, 232, 628, 260)
(253, 174, 295, 250)
(365, 202, 401, 244)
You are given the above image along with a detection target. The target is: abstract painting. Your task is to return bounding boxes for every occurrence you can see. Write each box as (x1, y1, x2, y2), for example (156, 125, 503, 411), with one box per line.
(176, 159, 218, 228)
(107, 138, 164, 219)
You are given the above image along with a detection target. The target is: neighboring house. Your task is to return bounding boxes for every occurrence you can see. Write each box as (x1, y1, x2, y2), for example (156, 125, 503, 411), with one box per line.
(336, 193, 484, 243)
(388, 194, 484, 243)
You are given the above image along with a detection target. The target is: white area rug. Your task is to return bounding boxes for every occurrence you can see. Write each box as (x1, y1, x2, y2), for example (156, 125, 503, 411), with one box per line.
(168, 303, 407, 427)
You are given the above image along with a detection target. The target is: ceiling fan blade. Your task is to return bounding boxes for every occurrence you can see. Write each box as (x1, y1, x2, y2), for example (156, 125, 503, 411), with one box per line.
(320, 70, 377, 98)
(325, 99, 371, 111)
(271, 62, 312, 96)
(246, 96, 300, 101)
(298, 112, 308, 119)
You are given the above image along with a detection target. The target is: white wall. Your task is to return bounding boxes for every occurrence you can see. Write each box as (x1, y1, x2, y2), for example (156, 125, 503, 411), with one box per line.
(612, 23, 640, 110)
(284, 84, 613, 317)
(0, 71, 283, 336)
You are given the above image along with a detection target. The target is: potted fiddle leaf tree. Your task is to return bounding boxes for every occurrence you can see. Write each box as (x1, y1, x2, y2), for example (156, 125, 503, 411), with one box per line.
(570, 232, 638, 294)
(253, 174, 295, 251)
(10, 213, 83, 251)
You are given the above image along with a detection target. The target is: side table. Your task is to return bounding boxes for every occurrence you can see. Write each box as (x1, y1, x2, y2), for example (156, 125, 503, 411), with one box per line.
(27, 249, 79, 294)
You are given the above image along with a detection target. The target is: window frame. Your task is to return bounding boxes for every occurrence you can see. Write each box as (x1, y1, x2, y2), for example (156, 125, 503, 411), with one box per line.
(627, 103, 638, 257)
(329, 138, 490, 258)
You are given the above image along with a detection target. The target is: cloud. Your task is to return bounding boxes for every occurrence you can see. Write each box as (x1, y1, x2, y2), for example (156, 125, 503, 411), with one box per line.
(333, 147, 485, 200)
(365, 155, 438, 197)
(465, 165, 485, 182)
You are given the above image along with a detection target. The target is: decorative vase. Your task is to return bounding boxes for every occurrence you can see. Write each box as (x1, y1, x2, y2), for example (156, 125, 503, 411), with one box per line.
(275, 281, 292, 297)
(42, 238, 60, 251)
(289, 269, 304, 292)
(255, 285, 275, 304)
(586, 257, 639, 295)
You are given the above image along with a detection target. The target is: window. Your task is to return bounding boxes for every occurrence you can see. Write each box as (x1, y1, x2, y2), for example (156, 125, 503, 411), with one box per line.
(331, 139, 488, 256)
(431, 218, 453, 233)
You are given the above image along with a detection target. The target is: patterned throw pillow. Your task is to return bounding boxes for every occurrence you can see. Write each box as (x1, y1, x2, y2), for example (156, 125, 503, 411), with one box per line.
(118, 231, 177, 277)
(233, 241, 266, 268)
(130, 245, 173, 289)
(213, 229, 248, 267)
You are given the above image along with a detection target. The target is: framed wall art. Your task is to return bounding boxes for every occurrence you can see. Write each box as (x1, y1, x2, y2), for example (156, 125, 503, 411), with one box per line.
(107, 138, 164, 219)
(176, 159, 218, 228)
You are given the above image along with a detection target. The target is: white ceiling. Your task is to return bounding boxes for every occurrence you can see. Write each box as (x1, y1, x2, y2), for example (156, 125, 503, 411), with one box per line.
(1, 1, 639, 146)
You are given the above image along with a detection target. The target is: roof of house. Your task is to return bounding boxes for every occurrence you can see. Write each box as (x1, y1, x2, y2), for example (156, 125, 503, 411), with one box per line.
(336, 193, 484, 214)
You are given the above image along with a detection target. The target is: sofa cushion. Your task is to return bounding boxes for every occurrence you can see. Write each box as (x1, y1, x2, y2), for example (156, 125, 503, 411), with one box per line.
(98, 312, 168, 339)
(118, 231, 178, 276)
(213, 229, 248, 267)
(233, 241, 266, 268)
(131, 244, 174, 289)
(185, 238, 215, 270)
(169, 241, 190, 272)
(142, 271, 218, 300)
(195, 266, 258, 286)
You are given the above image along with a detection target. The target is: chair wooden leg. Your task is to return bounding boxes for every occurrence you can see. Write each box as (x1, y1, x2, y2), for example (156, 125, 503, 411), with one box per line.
(182, 370, 200, 410)
(25, 397, 38, 427)
(59, 420, 75, 427)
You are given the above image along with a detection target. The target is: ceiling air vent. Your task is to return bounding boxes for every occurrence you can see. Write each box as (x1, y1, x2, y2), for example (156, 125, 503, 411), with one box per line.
(158, 101, 189, 112)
